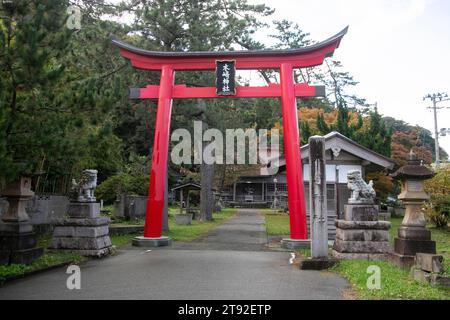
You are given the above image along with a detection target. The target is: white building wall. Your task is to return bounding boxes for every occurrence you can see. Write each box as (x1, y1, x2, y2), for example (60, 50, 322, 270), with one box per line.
(302, 164, 362, 183)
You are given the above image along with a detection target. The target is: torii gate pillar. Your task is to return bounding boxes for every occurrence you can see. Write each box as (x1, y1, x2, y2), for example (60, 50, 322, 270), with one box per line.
(280, 63, 308, 242)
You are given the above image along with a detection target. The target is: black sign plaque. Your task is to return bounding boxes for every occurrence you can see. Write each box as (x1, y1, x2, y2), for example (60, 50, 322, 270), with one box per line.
(216, 60, 236, 96)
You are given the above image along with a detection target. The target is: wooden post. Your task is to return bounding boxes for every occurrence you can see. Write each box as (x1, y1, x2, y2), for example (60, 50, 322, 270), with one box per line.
(180, 189, 184, 214)
(186, 190, 190, 213)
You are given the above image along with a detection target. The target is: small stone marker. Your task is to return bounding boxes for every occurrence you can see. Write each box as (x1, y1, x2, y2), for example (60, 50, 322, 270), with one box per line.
(415, 253, 444, 274)
(412, 253, 449, 287)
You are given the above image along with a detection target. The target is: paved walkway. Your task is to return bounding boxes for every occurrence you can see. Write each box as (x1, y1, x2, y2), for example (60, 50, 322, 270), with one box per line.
(173, 209, 267, 251)
(0, 209, 349, 300)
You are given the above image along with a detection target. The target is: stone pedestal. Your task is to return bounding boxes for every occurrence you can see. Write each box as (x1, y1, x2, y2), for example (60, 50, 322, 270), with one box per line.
(281, 239, 311, 250)
(132, 236, 172, 247)
(390, 227, 436, 269)
(390, 200, 436, 269)
(389, 201, 436, 269)
(51, 202, 113, 257)
(0, 222, 43, 264)
(0, 177, 43, 265)
(344, 204, 379, 221)
(332, 206, 391, 260)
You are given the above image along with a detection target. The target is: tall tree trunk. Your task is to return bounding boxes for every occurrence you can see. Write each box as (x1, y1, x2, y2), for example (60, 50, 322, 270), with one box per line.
(197, 99, 214, 221)
(200, 161, 214, 221)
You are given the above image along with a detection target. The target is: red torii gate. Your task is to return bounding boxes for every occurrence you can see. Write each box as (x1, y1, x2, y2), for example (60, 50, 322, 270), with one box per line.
(112, 27, 348, 247)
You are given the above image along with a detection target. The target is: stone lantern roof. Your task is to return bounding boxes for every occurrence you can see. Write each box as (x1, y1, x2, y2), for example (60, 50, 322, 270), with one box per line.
(391, 151, 435, 180)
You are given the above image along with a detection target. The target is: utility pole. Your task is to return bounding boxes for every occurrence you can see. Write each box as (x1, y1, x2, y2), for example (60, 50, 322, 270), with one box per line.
(424, 92, 449, 167)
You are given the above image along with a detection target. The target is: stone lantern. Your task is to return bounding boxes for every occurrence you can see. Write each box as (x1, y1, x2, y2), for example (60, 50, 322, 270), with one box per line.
(0, 177, 43, 264)
(389, 151, 436, 269)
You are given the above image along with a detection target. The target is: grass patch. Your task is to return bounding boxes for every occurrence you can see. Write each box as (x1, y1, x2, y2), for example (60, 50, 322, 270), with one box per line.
(262, 209, 290, 236)
(165, 208, 237, 241)
(110, 233, 141, 247)
(297, 249, 311, 257)
(332, 260, 449, 300)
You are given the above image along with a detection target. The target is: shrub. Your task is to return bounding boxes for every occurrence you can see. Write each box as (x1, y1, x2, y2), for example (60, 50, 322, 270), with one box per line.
(424, 166, 450, 228)
(96, 173, 148, 204)
(424, 195, 450, 228)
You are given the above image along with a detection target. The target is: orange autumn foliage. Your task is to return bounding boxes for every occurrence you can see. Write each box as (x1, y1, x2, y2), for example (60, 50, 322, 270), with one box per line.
(298, 107, 361, 132)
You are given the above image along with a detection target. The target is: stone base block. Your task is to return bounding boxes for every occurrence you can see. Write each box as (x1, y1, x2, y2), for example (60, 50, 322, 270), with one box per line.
(412, 268, 432, 284)
(67, 202, 100, 219)
(299, 257, 338, 270)
(331, 250, 389, 261)
(333, 239, 392, 254)
(54, 246, 115, 258)
(336, 228, 389, 242)
(335, 220, 391, 230)
(394, 237, 436, 256)
(281, 239, 311, 250)
(415, 253, 444, 273)
(344, 204, 379, 221)
(0, 231, 38, 251)
(0, 247, 44, 265)
(430, 274, 450, 287)
(54, 217, 110, 227)
(411, 269, 450, 287)
(132, 236, 171, 247)
(397, 227, 431, 240)
(388, 253, 415, 269)
(0, 224, 43, 265)
(51, 235, 112, 250)
(53, 225, 109, 238)
(0, 222, 33, 234)
(175, 214, 193, 225)
(11, 247, 43, 264)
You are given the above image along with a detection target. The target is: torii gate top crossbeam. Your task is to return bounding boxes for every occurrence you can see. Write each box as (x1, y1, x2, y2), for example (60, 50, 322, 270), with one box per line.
(112, 27, 348, 71)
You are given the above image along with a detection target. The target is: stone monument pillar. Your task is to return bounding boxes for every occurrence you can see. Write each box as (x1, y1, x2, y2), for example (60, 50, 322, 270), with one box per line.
(51, 170, 113, 257)
(0, 177, 43, 264)
(309, 136, 328, 258)
(299, 136, 336, 270)
(332, 170, 391, 260)
(389, 151, 436, 269)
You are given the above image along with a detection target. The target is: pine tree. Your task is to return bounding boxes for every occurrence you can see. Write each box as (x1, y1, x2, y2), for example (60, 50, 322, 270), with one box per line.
(0, 1, 72, 182)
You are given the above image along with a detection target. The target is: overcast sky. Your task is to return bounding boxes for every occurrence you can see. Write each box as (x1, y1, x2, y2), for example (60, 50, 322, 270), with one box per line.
(107, 0, 450, 156)
(247, 0, 450, 156)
